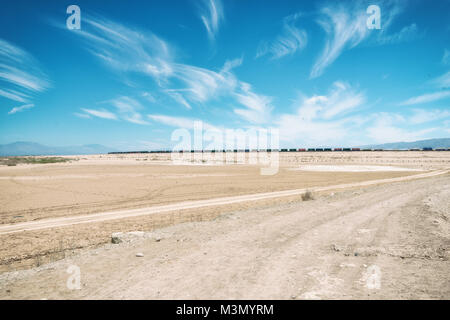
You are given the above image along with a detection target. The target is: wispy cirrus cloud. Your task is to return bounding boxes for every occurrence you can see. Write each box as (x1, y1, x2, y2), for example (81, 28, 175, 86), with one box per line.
(234, 82, 273, 124)
(64, 15, 272, 124)
(432, 71, 450, 88)
(8, 103, 34, 115)
(0, 38, 50, 103)
(108, 96, 148, 125)
(80, 108, 118, 120)
(310, 1, 416, 78)
(399, 90, 450, 105)
(68, 15, 173, 82)
(198, 0, 224, 41)
(310, 4, 369, 78)
(376, 23, 422, 45)
(221, 57, 243, 73)
(257, 13, 307, 60)
(443, 49, 450, 65)
(164, 90, 192, 110)
(77, 96, 149, 124)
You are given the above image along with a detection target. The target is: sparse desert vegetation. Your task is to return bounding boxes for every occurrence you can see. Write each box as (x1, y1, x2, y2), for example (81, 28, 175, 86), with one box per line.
(0, 151, 448, 299)
(301, 190, 314, 201)
(0, 156, 72, 166)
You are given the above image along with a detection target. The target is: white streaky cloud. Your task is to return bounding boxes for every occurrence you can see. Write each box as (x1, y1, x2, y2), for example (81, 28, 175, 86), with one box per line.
(399, 90, 450, 105)
(0, 38, 50, 102)
(233, 82, 273, 124)
(165, 90, 192, 109)
(0, 88, 29, 103)
(8, 103, 34, 115)
(433, 71, 450, 88)
(310, 1, 407, 78)
(311, 4, 368, 78)
(199, 0, 224, 40)
(75, 16, 173, 81)
(297, 82, 365, 120)
(257, 12, 307, 59)
(108, 96, 148, 125)
(65, 15, 270, 123)
(171, 63, 237, 103)
(221, 57, 243, 73)
(122, 113, 148, 125)
(274, 82, 366, 146)
(408, 108, 450, 124)
(376, 23, 421, 45)
(141, 92, 156, 103)
(443, 49, 450, 65)
(81, 108, 118, 120)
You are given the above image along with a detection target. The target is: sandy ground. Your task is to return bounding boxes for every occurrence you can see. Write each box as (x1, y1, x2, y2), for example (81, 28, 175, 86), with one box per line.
(0, 152, 449, 299)
(291, 165, 424, 172)
(0, 173, 448, 299)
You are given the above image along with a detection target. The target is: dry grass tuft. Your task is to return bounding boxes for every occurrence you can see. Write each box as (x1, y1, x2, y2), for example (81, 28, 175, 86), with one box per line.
(301, 190, 314, 201)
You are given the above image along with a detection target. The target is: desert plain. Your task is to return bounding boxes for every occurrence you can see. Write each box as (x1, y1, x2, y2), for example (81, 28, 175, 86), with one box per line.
(0, 151, 449, 299)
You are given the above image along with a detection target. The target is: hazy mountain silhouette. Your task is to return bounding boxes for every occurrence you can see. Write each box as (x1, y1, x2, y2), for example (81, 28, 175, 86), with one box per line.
(0, 141, 116, 156)
(359, 138, 450, 150)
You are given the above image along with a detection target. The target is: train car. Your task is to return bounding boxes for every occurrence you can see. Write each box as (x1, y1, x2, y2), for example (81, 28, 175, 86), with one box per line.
(422, 147, 433, 151)
(307, 148, 315, 152)
(298, 148, 306, 152)
(289, 148, 297, 152)
(343, 148, 351, 151)
(351, 148, 360, 151)
(333, 148, 342, 151)
(315, 148, 324, 151)
(324, 148, 332, 151)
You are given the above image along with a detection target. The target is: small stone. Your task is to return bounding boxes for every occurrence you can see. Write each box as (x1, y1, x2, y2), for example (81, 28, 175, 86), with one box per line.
(354, 252, 359, 256)
(111, 232, 123, 244)
(291, 295, 296, 299)
(136, 253, 144, 257)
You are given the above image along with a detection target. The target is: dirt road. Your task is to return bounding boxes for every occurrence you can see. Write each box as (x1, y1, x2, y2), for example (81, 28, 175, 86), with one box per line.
(0, 170, 445, 235)
(1, 173, 448, 299)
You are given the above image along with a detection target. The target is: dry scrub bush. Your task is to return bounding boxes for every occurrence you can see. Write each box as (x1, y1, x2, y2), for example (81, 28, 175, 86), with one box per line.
(302, 191, 314, 201)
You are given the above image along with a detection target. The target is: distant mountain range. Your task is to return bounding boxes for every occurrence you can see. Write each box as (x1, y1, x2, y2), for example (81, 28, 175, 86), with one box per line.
(359, 138, 450, 150)
(0, 141, 116, 156)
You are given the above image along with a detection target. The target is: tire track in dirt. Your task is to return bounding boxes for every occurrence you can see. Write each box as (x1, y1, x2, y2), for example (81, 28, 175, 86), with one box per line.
(0, 170, 446, 235)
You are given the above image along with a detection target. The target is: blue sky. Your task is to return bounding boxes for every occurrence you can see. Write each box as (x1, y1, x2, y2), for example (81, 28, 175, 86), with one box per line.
(0, 0, 449, 149)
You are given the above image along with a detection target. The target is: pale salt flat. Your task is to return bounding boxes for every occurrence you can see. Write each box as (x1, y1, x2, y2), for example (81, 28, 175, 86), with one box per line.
(290, 165, 424, 172)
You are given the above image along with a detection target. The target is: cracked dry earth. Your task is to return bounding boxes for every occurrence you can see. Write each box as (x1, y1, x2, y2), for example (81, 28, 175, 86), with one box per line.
(0, 174, 449, 299)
